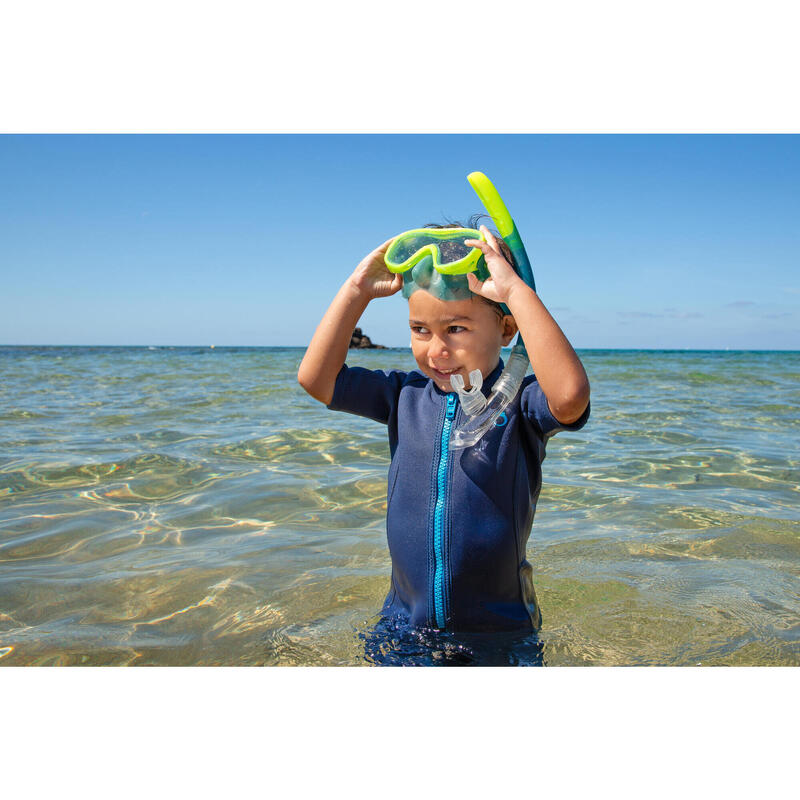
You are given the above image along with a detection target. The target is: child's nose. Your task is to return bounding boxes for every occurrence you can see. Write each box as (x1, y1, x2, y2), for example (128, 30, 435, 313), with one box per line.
(429, 335, 449, 359)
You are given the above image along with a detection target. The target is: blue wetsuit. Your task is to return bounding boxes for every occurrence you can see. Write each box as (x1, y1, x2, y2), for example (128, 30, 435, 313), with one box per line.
(328, 358, 589, 635)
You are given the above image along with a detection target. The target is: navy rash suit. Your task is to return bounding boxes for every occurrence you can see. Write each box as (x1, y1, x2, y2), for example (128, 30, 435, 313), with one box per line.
(328, 358, 590, 635)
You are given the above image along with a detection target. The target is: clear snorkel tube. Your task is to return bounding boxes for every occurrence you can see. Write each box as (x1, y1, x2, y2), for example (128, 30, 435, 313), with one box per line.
(450, 172, 536, 449)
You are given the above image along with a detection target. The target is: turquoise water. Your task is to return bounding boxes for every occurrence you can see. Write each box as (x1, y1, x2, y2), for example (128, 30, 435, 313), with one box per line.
(0, 346, 798, 666)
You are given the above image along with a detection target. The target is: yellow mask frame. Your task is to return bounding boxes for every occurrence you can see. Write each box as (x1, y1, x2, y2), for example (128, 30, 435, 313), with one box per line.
(384, 227, 486, 276)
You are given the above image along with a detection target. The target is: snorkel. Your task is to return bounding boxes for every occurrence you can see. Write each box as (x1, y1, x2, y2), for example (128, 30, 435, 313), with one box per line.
(448, 172, 535, 449)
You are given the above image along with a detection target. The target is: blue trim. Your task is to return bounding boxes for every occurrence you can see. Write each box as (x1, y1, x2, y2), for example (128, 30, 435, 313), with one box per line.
(426, 395, 444, 625)
(432, 393, 457, 629)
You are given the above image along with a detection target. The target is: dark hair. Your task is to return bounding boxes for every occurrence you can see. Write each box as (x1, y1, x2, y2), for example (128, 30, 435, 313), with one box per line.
(422, 215, 513, 319)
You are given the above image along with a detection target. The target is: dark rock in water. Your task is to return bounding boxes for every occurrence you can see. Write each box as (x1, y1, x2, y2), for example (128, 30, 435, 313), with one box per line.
(350, 327, 386, 349)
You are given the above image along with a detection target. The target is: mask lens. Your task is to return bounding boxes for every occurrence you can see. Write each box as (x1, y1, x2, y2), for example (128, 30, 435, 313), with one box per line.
(388, 233, 433, 265)
(435, 237, 473, 264)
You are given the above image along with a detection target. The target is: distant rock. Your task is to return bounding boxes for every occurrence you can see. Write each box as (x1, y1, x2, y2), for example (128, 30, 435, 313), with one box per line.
(349, 327, 386, 349)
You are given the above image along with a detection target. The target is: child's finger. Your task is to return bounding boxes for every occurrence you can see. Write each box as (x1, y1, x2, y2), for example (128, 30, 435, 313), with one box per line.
(464, 238, 493, 254)
(467, 271, 492, 289)
(466, 272, 483, 291)
(467, 232, 505, 264)
(467, 272, 499, 302)
(465, 238, 509, 278)
(484, 232, 505, 261)
(479, 225, 504, 257)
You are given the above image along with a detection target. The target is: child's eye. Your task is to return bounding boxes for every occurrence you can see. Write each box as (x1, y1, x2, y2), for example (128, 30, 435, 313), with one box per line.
(410, 326, 429, 336)
(448, 325, 466, 334)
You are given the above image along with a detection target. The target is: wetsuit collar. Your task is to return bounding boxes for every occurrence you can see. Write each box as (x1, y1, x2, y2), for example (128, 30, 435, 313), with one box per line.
(481, 358, 505, 397)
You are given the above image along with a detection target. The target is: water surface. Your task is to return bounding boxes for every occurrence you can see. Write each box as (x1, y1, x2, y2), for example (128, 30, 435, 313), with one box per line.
(1, 346, 798, 665)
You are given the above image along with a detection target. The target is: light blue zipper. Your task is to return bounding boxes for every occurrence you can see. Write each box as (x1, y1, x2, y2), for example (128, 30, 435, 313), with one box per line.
(432, 393, 457, 629)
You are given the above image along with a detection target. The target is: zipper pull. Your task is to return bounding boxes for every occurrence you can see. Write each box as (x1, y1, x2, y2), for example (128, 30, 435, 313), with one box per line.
(446, 393, 457, 419)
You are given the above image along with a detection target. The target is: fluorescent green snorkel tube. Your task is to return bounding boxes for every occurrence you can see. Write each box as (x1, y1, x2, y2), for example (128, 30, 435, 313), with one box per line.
(449, 172, 535, 449)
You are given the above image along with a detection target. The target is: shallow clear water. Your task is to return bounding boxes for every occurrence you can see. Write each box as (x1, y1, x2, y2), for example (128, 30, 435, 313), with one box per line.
(0, 346, 798, 666)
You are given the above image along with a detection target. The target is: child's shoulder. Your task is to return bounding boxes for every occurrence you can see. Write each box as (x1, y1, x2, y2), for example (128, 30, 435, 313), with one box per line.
(369, 366, 429, 388)
(336, 363, 429, 396)
(399, 368, 429, 387)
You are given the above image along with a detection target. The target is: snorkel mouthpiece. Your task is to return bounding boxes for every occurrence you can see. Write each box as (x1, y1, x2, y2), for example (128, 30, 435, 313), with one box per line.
(449, 369, 487, 416)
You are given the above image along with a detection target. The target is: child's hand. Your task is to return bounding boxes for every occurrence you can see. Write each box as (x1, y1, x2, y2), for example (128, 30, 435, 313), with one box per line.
(349, 237, 403, 300)
(464, 225, 527, 305)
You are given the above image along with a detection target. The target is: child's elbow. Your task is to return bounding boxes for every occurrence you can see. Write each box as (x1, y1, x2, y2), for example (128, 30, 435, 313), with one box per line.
(296, 365, 315, 396)
(551, 379, 590, 424)
(297, 367, 333, 406)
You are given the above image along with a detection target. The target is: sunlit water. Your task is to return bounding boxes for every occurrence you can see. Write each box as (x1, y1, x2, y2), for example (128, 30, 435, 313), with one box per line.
(1, 346, 798, 666)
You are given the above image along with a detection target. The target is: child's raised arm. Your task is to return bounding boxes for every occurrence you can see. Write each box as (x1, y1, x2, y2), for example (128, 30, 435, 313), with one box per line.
(297, 238, 401, 406)
(465, 226, 590, 425)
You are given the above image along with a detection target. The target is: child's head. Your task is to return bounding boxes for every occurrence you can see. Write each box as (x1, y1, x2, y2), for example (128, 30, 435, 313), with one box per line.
(405, 217, 518, 392)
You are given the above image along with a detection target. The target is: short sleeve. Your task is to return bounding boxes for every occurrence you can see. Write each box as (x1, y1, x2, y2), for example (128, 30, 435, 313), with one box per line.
(327, 364, 408, 425)
(520, 376, 590, 439)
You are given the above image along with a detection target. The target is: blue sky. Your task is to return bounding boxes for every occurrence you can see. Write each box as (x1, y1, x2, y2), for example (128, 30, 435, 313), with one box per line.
(1, 134, 798, 349)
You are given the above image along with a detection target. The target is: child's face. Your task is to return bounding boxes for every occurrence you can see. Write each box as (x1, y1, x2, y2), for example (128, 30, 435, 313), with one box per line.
(407, 291, 518, 392)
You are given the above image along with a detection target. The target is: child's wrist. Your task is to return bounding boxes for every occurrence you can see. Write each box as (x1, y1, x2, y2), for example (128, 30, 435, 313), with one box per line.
(505, 279, 536, 309)
(345, 275, 375, 304)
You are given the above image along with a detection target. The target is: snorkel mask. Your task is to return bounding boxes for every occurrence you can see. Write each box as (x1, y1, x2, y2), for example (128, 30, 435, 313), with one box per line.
(385, 227, 491, 302)
(385, 173, 538, 449)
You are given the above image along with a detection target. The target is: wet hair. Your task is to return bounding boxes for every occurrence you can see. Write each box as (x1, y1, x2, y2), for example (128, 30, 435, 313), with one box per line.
(421, 215, 513, 320)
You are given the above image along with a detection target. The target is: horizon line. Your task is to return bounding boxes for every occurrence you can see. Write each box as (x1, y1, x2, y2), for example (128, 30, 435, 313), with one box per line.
(2, 344, 799, 353)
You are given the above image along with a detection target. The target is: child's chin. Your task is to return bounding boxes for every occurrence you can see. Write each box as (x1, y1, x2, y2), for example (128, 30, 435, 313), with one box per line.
(433, 375, 456, 392)
(422, 366, 459, 392)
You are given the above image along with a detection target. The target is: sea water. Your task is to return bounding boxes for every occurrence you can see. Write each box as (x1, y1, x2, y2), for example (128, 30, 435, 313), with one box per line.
(0, 346, 798, 666)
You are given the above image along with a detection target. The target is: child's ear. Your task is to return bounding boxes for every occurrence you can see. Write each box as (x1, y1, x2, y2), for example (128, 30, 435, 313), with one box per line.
(500, 315, 518, 345)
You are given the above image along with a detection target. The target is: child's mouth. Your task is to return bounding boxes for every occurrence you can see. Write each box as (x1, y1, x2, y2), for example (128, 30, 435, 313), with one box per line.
(430, 366, 461, 382)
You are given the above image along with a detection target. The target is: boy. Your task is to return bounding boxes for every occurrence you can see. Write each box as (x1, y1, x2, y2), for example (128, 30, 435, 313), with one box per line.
(298, 224, 590, 655)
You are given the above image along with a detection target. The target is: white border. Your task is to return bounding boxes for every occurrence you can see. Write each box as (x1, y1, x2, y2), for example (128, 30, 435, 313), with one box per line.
(0, 667, 796, 795)
(1, 2, 799, 132)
